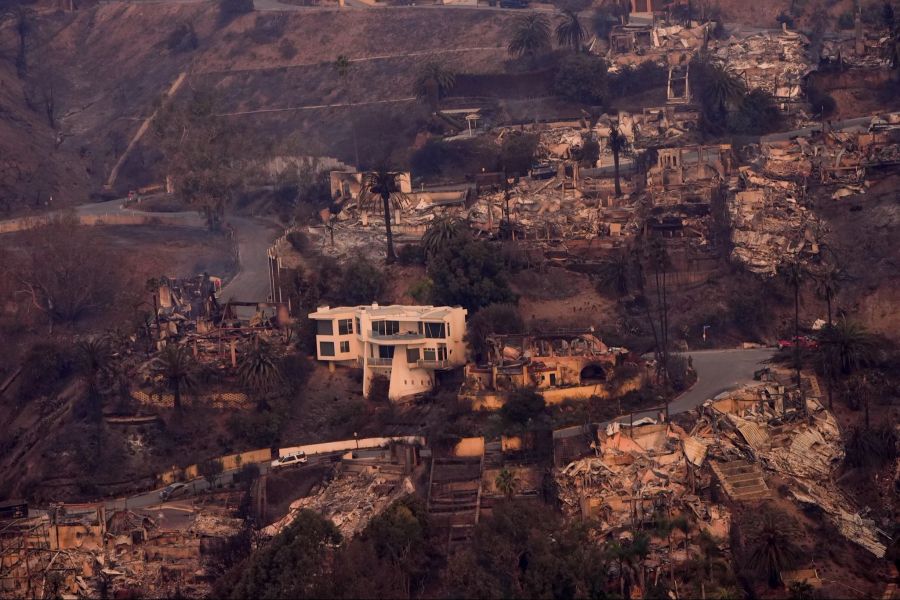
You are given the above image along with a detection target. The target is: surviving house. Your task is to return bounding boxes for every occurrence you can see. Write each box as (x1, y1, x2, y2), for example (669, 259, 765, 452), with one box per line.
(308, 304, 468, 401)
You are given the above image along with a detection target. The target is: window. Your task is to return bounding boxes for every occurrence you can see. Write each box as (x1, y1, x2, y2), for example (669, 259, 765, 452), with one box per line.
(340, 341, 350, 353)
(319, 341, 335, 357)
(338, 318, 353, 335)
(316, 320, 334, 335)
(355, 317, 361, 334)
(437, 345, 448, 361)
(372, 320, 399, 336)
(423, 322, 446, 338)
(423, 348, 436, 361)
(378, 345, 395, 359)
(406, 348, 421, 363)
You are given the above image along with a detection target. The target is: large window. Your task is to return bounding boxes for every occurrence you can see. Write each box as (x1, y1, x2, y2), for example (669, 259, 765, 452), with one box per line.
(406, 348, 421, 363)
(338, 318, 353, 335)
(423, 348, 436, 361)
(372, 320, 400, 336)
(340, 341, 350, 353)
(421, 322, 446, 338)
(316, 320, 334, 335)
(319, 341, 335, 357)
(437, 345, 448, 361)
(378, 345, 395, 359)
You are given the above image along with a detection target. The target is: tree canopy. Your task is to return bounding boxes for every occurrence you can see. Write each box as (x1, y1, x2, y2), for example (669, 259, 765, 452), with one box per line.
(428, 236, 516, 311)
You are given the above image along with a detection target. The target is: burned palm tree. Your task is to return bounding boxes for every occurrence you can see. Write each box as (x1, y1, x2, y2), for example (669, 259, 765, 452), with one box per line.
(238, 336, 283, 410)
(152, 345, 199, 411)
(358, 169, 409, 263)
(414, 62, 456, 109)
(555, 9, 586, 52)
(608, 125, 629, 197)
(422, 216, 467, 258)
(508, 14, 551, 66)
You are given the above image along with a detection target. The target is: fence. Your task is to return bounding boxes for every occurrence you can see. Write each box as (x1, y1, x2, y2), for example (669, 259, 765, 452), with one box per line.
(159, 448, 272, 485)
(278, 435, 425, 458)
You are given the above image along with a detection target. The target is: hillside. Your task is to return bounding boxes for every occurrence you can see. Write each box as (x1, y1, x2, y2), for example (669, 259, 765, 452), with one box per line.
(0, 3, 524, 205)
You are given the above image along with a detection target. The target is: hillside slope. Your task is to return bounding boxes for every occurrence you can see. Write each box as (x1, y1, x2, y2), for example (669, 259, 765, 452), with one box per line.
(1, 3, 522, 202)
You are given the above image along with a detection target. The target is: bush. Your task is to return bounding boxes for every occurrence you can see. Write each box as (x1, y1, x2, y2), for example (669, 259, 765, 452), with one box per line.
(807, 85, 837, 118)
(837, 10, 855, 29)
(18, 342, 72, 402)
(845, 425, 897, 469)
(407, 278, 433, 304)
(553, 54, 608, 105)
(228, 410, 284, 447)
(608, 60, 667, 98)
(280, 353, 311, 393)
(428, 236, 516, 311)
(278, 38, 298, 60)
(410, 138, 501, 179)
(334, 257, 384, 305)
(500, 387, 546, 428)
(397, 243, 425, 266)
(287, 230, 308, 253)
(727, 89, 784, 135)
(166, 22, 198, 53)
(466, 304, 525, 360)
(499, 132, 539, 176)
(249, 13, 287, 43)
(219, 0, 254, 23)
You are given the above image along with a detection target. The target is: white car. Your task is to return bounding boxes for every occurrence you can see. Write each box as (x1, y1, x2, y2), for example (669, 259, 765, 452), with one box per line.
(271, 452, 308, 469)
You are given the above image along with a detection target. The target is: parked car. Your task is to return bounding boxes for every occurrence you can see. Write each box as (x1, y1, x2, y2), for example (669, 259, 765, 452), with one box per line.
(270, 451, 308, 470)
(777, 336, 818, 351)
(159, 482, 188, 501)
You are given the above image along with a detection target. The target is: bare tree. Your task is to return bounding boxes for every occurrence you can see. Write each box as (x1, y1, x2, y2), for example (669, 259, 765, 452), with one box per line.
(14, 217, 125, 333)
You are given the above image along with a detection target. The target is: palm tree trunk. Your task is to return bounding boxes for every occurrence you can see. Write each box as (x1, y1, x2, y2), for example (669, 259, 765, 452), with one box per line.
(173, 383, 182, 411)
(613, 150, 622, 197)
(794, 283, 802, 411)
(826, 290, 833, 326)
(381, 193, 397, 263)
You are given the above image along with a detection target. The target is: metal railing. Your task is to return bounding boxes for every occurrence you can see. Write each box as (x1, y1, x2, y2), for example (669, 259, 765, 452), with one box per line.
(366, 357, 393, 367)
(416, 359, 451, 369)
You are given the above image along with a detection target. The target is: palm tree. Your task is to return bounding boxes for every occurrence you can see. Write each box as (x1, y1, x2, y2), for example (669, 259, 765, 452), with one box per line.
(238, 336, 283, 409)
(333, 54, 351, 78)
(744, 509, 802, 588)
(75, 338, 115, 421)
(2, 6, 33, 77)
(608, 125, 628, 197)
(818, 319, 880, 375)
(152, 345, 199, 411)
(595, 251, 631, 296)
(508, 14, 551, 65)
(814, 264, 842, 326)
(779, 259, 805, 406)
(334, 55, 360, 167)
(414, 62, 456, 109)
(358, 169, 409, 263)
(146, 278, 162, 342)
(495, 468, 519, 499)
(422, 216, 466, 258)
(695, 58, 745, 125)
(556, 9, 586, 52)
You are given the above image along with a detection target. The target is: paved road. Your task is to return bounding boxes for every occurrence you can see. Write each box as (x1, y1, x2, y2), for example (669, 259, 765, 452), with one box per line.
(72, 200, 280, 312)
(555, 347, 775, 439)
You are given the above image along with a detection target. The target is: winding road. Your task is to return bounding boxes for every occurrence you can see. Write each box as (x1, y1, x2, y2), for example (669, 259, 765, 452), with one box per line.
(555, 347, 775, 439)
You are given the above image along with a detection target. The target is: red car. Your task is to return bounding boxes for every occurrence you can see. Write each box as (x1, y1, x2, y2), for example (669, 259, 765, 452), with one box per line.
(778, 336, 818, 351)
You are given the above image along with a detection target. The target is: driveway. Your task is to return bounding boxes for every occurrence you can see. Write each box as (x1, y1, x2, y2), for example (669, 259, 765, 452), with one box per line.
(555, 347, 775, 439)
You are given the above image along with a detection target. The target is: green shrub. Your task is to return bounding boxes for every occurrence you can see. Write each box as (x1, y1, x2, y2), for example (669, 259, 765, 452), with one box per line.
(334, 257, 384, 305)
(553, 54, 608, 105)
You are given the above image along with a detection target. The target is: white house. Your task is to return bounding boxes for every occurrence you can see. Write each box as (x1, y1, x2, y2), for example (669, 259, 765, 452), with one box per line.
(308, 304, 468, 401)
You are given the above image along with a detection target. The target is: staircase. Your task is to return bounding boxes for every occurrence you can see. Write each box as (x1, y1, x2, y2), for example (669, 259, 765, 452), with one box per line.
(710, 459, 771, 501)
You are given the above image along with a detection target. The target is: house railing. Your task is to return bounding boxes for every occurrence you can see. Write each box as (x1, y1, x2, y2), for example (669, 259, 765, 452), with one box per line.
(416, 359, 451, 369)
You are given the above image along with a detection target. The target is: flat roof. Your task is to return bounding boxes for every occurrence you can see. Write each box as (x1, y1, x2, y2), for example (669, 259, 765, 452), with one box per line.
(309, 304, 463, 320)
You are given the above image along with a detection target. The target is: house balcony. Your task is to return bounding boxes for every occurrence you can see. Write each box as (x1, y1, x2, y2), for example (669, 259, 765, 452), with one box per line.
(368, 331, 425, 342)
(416, 359, 453, 370)
(362, 357, 393, 367)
